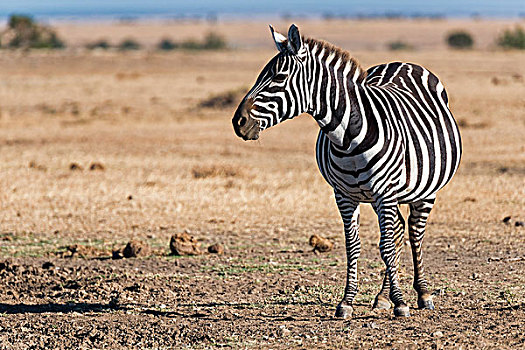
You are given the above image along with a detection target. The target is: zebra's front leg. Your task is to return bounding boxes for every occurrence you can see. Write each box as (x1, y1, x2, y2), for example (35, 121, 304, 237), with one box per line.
(409, 198, 436, 310)
(373, 207, 406, 310)
(334, 192, 360, 319)
(375, 200, 410, 317)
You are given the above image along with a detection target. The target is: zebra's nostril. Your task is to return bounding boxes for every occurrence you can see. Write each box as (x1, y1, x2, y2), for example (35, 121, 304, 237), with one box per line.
(238, 116, 247, 127)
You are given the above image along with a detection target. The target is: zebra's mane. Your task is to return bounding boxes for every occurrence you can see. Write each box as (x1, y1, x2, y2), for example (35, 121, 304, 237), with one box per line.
(304, 37, 367, 83)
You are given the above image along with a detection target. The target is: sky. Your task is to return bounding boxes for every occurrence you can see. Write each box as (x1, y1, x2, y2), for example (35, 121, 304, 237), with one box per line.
(0, 0, 523, 19)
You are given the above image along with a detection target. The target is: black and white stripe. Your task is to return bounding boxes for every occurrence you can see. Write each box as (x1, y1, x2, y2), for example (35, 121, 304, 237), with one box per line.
(232, 24, 462, 318)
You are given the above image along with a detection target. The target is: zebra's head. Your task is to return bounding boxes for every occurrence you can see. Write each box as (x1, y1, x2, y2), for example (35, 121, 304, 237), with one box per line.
(233, 24, 310, 141)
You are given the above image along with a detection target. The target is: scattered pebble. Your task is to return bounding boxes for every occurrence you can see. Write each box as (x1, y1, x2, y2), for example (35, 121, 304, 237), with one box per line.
(112, 248, 123, 260)
(515, 221, 524, 227)
(432, 331, 444, 338)
(208, 243, 224, 254)
(69, 163, 83, 171)
(89, 162, 105, 171)
(309, 234, 333, 253)
(1, 233, 14, 241)
(42, 261, 54, 270)
(277, 325, 291, 337)
(60, 244, 107, 258)
(28, 161, 47, 171)
(170, 232, 202, 256)
(432, 289, 445, 297)
(363, 322, 379, 329)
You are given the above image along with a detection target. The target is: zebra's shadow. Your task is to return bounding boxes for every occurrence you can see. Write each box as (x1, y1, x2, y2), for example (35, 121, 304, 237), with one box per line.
(0, 302, 121, 314)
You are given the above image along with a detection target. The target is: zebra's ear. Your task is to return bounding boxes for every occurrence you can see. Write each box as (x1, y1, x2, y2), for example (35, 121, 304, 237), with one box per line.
(287, 24, 303, 54)
(269, 24, 287, 52)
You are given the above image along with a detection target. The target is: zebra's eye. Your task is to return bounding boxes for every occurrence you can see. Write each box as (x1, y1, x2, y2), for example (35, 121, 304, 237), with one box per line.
(273, 74, 287, 83)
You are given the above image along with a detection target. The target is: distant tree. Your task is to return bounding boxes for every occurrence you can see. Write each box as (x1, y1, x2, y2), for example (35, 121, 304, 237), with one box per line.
(1, 14, 65, 49)
(156, 32, 228, 51)
(387, 40, 413, 51)
(86, 39, 111, 50)
(180, 39, 201, 50)
(118, 38, 141, 51)
(497, 26, 525, 49)
(157, 38, 178, 51)
(202, 32, 227, 50)
(446, 31, 474, 49)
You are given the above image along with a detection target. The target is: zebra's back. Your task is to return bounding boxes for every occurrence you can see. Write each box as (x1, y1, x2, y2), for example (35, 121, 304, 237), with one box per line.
(317, 62, 462, 203)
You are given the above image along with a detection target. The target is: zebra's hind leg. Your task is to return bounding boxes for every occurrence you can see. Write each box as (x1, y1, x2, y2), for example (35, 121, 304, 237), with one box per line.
(409, 197, 436, 310)
(373, 206, 405, 310)
(374, 199, 410, 317)
(334, 192, 360, 319)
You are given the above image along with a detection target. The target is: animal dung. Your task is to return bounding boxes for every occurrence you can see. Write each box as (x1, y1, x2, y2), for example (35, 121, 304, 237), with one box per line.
(207, 243, 224, 254)
(170, 232, 202, 256)
(69, 162, 83, 171)
(89, 162, 105, 171)
(309, 234, 334, 253)
(122, 239, 151, 258)
(61, 244, 106, 258)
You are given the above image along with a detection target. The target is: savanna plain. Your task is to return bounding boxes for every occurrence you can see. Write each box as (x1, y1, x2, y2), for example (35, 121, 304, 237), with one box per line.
(0, 19, 524, 349)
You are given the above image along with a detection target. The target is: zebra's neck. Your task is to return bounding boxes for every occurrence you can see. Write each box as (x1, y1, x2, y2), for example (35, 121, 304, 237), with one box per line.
(304, 38, 367, 150)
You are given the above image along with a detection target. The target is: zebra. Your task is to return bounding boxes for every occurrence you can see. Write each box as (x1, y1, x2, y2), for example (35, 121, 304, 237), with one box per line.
(232, 24, 462, 318)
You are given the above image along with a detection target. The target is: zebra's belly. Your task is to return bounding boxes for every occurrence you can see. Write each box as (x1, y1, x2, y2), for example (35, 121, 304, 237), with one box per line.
(316, 132, 401, 202)
(315, 131, 459, 204)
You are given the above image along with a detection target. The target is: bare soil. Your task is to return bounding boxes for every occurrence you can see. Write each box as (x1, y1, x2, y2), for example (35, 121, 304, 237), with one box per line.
(0, 19, 524, 349)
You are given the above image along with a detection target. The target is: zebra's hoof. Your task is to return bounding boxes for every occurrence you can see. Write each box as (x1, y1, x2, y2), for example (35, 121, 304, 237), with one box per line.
(418, 297, 435, 310)
(335, 303, 353, 319)
(394, 305, 410, 317)
(372, 296, 391, 310)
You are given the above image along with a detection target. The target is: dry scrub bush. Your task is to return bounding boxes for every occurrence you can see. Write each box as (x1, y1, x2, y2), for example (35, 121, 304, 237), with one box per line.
(191, 165, 242, 179)
(0, 14, 65, 49)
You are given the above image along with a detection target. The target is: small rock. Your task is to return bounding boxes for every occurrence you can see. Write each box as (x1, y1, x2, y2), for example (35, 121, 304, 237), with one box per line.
(69, 163, 83, 171)
(502, 216, 512, 224)
(0, 260, 12, 272)
(108, 292, 121, 309)
(277, 325, 291, 337)
(62, 244, 107, 258)
(124, 283, 142, 292)
(89, 162, 105, 171)
(363, 321, 379, 329)
(432, 331, 444, 338)
(29, 161, 47, 171)
(1, 233, 14, 241)
(122, 239, 151, 258)
(471, 272, 480, 280)
(112, 248, 123, 260)
(208, 243, 224, 254)
(515, 221, 524, 227)
(309, 234, 333, 253)
(170, 233, 202, 256)
(432, 288, 445, 297)
(42, 261, 54, 269)
(127, 195, 133, 200)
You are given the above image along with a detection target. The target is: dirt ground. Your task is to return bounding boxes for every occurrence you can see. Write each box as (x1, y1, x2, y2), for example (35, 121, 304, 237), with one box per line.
(0, 19, 524, 349)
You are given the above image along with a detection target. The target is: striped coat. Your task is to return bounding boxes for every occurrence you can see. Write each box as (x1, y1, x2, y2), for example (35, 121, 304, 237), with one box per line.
(232, 24, 461, 318)
(316, 61, 461, 204)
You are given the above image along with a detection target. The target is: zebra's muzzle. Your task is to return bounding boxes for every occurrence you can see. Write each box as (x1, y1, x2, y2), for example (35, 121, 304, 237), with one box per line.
(232, 99, 260, 141)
